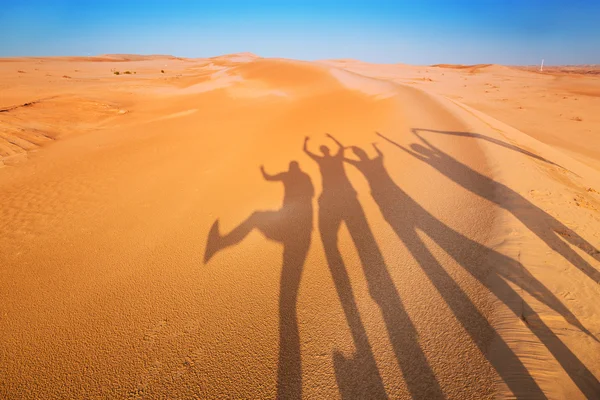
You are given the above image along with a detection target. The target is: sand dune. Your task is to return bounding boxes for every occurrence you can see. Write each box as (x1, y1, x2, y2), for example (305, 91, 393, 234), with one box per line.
(0, 55, 598, 399)
(324, 59, 600, 171)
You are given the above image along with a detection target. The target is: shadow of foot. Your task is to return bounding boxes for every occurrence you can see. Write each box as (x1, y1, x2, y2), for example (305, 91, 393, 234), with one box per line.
(333, 350, 388, 399)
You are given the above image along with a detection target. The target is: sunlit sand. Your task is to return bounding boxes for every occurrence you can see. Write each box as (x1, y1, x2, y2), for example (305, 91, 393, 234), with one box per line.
(1, 54, 599, 398)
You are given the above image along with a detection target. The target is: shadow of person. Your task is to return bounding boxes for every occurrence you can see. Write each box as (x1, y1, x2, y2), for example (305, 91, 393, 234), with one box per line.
(204, 161, 313, 399)
(304, 134, 443, 399)
(410, 127, 566, 169)
(403, 129, 600, 285)
(351, 140, 599, 398)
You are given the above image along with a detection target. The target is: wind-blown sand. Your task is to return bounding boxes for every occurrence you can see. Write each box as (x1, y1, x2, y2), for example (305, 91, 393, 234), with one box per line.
(0, 55, 598, 399)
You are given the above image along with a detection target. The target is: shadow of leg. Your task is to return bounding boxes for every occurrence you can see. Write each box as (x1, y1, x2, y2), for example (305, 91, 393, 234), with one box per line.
(343, 202, 445, 399)
(277, 244, 307, 399)
(407, 227, 546, 398)
(489, 274, 600, 399)
(319, 202, 388, 399)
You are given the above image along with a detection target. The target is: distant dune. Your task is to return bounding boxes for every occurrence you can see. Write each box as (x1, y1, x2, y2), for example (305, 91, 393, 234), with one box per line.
(98, 54, 185, 61)
(431, 63, 525, 74)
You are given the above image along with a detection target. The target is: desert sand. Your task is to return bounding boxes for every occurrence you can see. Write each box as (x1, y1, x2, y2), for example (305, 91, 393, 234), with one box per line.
(0, 54, 599, 399)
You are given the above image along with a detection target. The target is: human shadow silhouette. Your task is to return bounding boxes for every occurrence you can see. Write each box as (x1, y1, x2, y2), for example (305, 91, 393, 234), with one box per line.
(304, 134, 443, 399)
(342, 143, 547, 398)
(359, 138, 599, 398)
(204, 161, 313, 399)
(394, 129, 600, 285)
(409, 128, 565, 169)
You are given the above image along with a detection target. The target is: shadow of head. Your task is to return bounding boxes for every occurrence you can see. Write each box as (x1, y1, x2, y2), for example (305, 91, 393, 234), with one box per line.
(350, 146, 369, 160)
(410, 143, 435, 158)
(320, 145, 331, 156)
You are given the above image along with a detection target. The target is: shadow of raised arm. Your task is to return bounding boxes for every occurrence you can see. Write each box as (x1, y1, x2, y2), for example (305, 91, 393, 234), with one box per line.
(303, 136, 320, 161)
(261, 165, 284, 181)
(326, 133, 345, 157)
(376, 131, 428, 162)
(411, 127, 566, 169)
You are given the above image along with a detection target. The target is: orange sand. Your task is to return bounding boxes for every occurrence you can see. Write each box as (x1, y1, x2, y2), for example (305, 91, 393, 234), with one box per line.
(1, 54, 599, 399)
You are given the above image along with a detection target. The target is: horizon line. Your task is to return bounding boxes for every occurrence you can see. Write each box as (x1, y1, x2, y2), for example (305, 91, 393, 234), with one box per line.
(1, 53, 596, 67)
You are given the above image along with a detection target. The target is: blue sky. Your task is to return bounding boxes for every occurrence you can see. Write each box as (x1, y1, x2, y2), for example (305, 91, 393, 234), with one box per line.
(1, 0, 598, 65)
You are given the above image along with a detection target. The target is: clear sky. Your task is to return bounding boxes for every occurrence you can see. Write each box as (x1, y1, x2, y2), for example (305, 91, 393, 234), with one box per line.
(1, 0, 599, 65)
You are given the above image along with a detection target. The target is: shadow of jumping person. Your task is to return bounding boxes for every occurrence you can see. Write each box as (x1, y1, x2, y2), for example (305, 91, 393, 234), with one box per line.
(347, 140, 599, 399)
(204, 161, 314, 399)
(304, 134, 443, 399)
(397, 129, 600, 285)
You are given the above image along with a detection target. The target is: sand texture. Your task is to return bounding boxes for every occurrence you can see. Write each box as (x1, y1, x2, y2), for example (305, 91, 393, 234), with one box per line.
(1, 55, 599, 399)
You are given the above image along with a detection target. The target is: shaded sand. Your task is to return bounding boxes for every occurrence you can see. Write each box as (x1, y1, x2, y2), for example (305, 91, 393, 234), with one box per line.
(0, 55, 599, 399)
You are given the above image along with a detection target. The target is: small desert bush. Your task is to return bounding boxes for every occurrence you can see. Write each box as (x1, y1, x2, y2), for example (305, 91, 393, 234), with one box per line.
(161, 70, 165, 73)
(124, 71, 132, 74)
(114, 71, 120, 75)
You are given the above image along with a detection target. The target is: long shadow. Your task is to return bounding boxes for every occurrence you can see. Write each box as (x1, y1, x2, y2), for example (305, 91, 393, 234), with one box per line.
(392, 129, 600, 285)
(204, 161, 314, 399)
(357, 138, 600, 398)
(304, 134, 443, 399)
(410, 128, 566, 169)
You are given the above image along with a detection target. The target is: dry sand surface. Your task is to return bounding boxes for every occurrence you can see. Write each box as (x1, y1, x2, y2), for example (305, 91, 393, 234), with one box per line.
(0, 54, 599, 399)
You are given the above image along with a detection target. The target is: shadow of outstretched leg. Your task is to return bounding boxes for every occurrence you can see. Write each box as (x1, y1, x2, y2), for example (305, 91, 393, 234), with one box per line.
(205, 212, 274, 263)
(204, 161, 315, 399)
